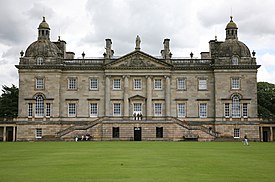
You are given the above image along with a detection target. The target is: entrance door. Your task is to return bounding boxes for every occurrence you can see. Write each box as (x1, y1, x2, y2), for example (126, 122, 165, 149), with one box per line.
(134, 127, 142, 141)
(263, 131, 269, 142)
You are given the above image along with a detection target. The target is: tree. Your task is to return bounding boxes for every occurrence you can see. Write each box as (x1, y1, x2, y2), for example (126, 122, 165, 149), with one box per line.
(257, 82, 275, 119)
(0, 85, 19, 118)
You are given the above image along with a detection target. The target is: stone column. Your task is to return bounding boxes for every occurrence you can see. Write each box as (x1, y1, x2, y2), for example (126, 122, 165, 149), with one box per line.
(13, 126, 16, 142)
(165, 76, 171, 116)
(146, 76, 152, 119)
(105, 76, 111, 116)
(3, 126, 6, 142)
(123, 76, 129, 118)
(260, 126, 263, 142)
(270, 127, 273, 142)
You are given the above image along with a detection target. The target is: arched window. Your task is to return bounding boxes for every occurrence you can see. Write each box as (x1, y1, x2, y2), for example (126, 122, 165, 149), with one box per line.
(35, 95, 44, 117)
(232, 95, 240, 118)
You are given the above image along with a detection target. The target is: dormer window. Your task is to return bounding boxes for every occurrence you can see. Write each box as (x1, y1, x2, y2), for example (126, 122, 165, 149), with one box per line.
(232, 56, 238, 65)
(37, 57, 44, 65)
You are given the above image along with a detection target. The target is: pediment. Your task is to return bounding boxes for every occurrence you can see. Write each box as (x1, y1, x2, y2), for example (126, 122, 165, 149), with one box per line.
(105, 51, 172, 69)
(128, 94, 147, 101)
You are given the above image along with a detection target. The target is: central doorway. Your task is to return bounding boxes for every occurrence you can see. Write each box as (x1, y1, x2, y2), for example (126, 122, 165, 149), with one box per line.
(134, 127, 142, 141)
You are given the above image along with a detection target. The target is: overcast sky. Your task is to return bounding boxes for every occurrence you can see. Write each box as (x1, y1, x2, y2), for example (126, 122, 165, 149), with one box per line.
(0, 0, 275, 88)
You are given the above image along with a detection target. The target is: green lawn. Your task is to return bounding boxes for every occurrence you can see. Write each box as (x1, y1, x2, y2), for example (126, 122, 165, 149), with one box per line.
(0, 142, 274, 182)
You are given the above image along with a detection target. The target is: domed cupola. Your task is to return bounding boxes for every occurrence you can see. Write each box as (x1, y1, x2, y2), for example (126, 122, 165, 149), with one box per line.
(38, 16, 50, 40)
(225, 16, 238, 40)
(24, 17, 62, 58)
(216, 16, 251, 58)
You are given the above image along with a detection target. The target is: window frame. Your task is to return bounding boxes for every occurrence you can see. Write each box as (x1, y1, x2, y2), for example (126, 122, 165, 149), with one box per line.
(68, 78, 77, 90)
(243, 103, 248, 118)
(233, 128, 240, 138)
(154, 103, 162, 116)
(177, 103, 186, 117)
(90, 103, 98, 117)
(134, 79, 142, 90)
(68, 103, 77, 117)
(177, 78, 186, 90)
(231, 77, 240, 90)
(199, 103, 207, 118)
(113, 79, 121, 90)
(113, 103, 121, 116)
(90, 78, 98, 90)
(35, 78, 44, 89)
(46, 103, 51, 117)
(232, 96, 241, 118)
(198, 79, 207, 90)
(28, 103, 33, 117)
(35, 95, 44, 117)
(36, 128, 42, 139)
(224, 103, 230, 118)
(154, 79, 162, 90)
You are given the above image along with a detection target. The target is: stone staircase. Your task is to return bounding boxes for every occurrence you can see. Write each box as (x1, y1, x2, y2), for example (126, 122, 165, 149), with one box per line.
(56, 117, 106, 138)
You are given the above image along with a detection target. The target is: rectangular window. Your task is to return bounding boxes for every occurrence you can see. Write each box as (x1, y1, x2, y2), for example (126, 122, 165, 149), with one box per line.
(113, 79, 121, 89)
(134, 79, 142, 90)
(68, 103, 76, 117)
(224, 103, 230, 118)
(154, 79, 162, 89)
(90, 103, 98, 117)
(68, 78, 77, 90)
(36, 128, 42, 139)
(46, 103, 51, 117)
(177, 78, 186, 90)
(198, 79, 207, 90)
(177, 103, 186, 117)
(133, 103, 142, 113)
(36, 78, 44, 89)
(90, 78, 98, 90)
(199, 103, 207, 118)
(156, 127, 163, 138)
(28, 103, 33, 117)
(231, 78, 240, 89)
(113, 103, 121, 116)
(154, 103, 162, 116)
(233, 128, 240, 138)
(243, 103, 248, 118)
(112, 127, 120, 138)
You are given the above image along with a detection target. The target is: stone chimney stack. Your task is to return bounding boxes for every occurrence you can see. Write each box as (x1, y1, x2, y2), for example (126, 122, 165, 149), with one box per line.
(104, 39, 114, 59)
(161, 38, 172, 60)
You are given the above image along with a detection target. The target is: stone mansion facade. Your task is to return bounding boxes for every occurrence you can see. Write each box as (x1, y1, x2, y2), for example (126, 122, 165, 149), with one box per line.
(10, 16, 263, 141)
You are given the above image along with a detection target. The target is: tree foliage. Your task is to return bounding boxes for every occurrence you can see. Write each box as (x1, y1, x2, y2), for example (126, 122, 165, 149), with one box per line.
(0, 84, 19, 118)
(257, 82, 275, 119)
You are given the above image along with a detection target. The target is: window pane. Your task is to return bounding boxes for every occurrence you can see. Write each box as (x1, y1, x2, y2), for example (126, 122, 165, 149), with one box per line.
(177, 103, 186, 117)
(36, 78, 44, 89)
(154, 103, 162, 116)
(177, 79, 185, 90)
(68, 79, 76, 89)
(36, 128, 42, 138)
(134, 79, 141, 90)
(90, 103, 98, 116)
(28, 103, 33, 117)
(90, 79, 98, 90)
(199, 79, 207, 90)
(46, 103, 51, 117)
(231, 78, 240, 89)
(68, 103, 76, 117)
(154, 79, 162, 89)
(243, 103, 248, 117)
(234, 128, 240, 138)
(113, 79, 121, 89)
(224, 103, 230, 117)
(113, 103, 121, 115)
(199, 103, 207, 118)
(35, 95, 44, 117)
(232, 96, 240, 118)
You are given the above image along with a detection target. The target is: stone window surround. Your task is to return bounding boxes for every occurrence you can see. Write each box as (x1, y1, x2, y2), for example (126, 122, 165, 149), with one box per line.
(67, 77, 77, 90)
(35, 76, 45, 90)
(177, 77, 187, 90)
(231, 77, 241, 90)
(198, 77, 208, 91)
(89, 77, 99, 90)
